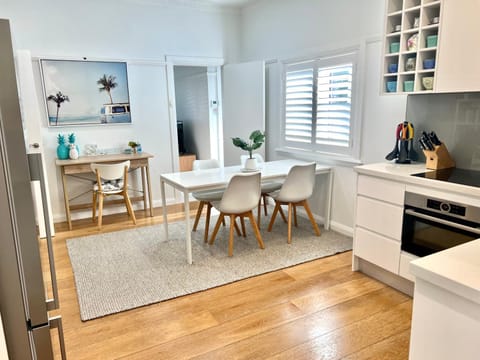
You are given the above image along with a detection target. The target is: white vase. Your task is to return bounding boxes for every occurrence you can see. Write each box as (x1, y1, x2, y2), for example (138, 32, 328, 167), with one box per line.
(244, 157, 257, 170)
(69, 144, 79, 160)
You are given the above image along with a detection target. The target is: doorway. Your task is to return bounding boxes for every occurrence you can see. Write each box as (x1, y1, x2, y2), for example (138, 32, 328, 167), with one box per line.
(166, 56, 224, 173)
(173, 65, 213, 171)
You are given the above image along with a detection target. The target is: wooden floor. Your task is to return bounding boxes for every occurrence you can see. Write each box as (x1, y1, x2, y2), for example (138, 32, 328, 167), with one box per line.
(43, 207, 412, 360)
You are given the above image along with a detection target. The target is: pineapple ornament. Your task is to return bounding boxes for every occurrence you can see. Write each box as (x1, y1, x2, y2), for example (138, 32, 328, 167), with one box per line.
(68, 133, 80, 159)
(56, 134, 69, 160)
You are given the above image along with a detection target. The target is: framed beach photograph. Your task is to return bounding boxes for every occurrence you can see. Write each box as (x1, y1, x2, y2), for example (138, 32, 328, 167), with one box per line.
(40, 59, 132, 127)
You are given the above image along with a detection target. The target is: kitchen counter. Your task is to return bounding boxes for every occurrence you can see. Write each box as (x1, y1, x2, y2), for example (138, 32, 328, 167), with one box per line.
(408, 239, 480, 359)
(355, 162, 480, 200)
(410, 239, 480, 305)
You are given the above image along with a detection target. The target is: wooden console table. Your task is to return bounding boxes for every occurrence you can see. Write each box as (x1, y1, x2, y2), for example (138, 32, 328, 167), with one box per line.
(56, 152, 154, 230)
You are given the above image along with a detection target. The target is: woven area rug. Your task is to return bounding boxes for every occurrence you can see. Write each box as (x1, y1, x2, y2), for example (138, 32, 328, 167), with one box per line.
(67, 214, 352, 321)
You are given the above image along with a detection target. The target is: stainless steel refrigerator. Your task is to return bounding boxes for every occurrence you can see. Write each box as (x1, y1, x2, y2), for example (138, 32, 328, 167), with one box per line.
(0, 19, 66, 359)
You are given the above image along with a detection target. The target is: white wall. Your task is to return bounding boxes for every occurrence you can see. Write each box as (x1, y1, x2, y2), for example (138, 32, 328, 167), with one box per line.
(174, 66, 211, 159)
(1, 0, 240, 221)
(241, 0, 407, 233)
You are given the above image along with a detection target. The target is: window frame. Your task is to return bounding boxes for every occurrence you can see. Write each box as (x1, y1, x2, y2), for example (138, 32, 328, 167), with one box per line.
(280, 49, 363, 163)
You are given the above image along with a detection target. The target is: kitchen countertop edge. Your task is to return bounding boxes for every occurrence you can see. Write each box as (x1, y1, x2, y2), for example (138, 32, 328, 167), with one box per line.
(354, 162, 480, 198)
(409, 240, 480, 305)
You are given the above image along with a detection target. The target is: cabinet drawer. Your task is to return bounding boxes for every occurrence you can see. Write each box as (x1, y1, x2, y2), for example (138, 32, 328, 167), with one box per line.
(356, 196, 403, 240)
(399, 251, 418, 282)
(354, 227, 401, 274)
(357, 175, 405, 205)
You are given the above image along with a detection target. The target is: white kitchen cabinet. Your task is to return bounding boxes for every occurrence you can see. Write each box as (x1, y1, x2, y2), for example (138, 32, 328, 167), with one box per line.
(382, 0, 480, 94)
(354, 227, 401, 273)
(399, 251, 418, 281)
(356, 196, 404, 240)
(435, 0, 480, 92)
(354, 173, 405, 274)
(382, 0, 442, 94)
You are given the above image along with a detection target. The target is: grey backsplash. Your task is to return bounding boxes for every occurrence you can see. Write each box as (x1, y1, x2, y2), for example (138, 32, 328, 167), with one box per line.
(406, 92, 480, 170)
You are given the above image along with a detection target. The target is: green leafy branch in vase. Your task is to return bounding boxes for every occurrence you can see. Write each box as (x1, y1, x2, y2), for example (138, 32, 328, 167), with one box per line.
(231, 130, 265, 159)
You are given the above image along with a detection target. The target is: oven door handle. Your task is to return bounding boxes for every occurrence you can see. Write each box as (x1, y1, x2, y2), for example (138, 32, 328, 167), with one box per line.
(405, 209, 480, 235)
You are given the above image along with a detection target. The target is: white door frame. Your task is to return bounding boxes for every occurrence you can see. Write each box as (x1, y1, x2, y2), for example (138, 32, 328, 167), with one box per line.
(165, 55, 224, 171)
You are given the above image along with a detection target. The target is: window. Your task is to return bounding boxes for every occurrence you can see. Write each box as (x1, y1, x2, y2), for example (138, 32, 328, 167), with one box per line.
(282, 51, 359, 159)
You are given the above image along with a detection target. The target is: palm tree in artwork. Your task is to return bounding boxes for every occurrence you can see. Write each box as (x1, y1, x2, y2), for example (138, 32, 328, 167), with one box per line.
(97, 74, 117, 104)
(47, 91, 70, 126)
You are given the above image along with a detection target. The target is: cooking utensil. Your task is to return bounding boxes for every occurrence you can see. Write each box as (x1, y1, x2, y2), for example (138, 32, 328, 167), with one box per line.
(385, 123, 402, 161)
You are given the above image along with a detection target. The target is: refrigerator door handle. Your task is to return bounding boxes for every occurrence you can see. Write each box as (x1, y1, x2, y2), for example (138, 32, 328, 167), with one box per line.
(49, 316, 67, 360)
(28, 153, 60, 311)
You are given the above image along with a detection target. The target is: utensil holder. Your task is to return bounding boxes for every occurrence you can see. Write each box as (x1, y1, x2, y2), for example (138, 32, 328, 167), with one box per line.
(423, 143, 455, 170)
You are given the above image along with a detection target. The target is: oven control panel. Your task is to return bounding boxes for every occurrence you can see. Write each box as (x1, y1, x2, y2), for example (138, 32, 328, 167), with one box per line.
(427, 199, 466, 216)
(404, 191, 480, 223)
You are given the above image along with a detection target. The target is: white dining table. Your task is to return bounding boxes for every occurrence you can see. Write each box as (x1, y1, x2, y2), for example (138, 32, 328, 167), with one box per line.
(160, 159, 333, 264)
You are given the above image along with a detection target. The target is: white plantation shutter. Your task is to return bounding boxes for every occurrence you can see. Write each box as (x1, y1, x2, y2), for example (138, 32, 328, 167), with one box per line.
(284, 64, 314, 143)
(316, 64, 352, 147)
(282, 52, 357, 157)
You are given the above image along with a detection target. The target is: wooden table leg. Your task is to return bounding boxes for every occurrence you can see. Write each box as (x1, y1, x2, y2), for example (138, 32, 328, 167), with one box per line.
(60, 166, 72, 230)
(141, 166, 147, 213)
(145, 163, 153, 217)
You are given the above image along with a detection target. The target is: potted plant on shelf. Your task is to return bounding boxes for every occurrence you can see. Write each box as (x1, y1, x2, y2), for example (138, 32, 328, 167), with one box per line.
(232, 130, 265, 170)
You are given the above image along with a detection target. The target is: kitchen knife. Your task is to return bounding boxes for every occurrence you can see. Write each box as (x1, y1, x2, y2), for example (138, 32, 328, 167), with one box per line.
(429, 131, 441, 145)
(421, 131, 435, 150)
(419, 137, 428, 150)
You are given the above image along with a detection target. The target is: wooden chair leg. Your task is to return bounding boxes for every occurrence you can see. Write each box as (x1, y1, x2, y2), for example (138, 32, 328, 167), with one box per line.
(228, 215, 235, 257)
(240, 216, 246, 237)
(92, 191, 97, 221)
(267, 201, 281, 232)
(247, 211, 264, 250)
(303, 200, 321, 236)
(192, 201, 205, 231)
(98, 194, 104, 229)
(257, 199, 262, 229)
(287, 202, 293, 244)
(262, 194, 268, 215)
(209, 213, 224, 245)
(279, 206, 287, 223)
(293, 204, 298, 227)
(234, 219, 242, 236)
(124, 194, 137, 225)
(204, 203, 212, 243)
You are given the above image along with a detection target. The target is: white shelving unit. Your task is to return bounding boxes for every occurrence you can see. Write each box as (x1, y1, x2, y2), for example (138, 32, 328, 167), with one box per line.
(382, 0, 442, 94)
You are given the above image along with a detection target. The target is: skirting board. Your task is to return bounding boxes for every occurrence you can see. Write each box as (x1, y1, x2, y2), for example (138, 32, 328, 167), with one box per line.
(357, 258, 414, 297)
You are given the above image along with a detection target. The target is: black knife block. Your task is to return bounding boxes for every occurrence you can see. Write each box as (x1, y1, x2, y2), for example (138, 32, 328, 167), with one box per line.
(423, 143, 455, 170)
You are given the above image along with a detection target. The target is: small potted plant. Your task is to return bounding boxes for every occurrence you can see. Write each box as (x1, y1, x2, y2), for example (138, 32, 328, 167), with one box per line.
(232, 130, 265, 170)
(128, 141, 139, 154)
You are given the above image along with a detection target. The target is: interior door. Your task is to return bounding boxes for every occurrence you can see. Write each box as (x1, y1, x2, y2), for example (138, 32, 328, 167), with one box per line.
(222, 60, 265, 166)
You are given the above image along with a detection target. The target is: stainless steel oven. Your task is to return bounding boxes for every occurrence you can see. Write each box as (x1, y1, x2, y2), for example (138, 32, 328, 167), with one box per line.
(401, 192, 480, 257)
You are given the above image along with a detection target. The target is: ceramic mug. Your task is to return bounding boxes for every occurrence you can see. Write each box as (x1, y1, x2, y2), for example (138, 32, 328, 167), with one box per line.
(405, 57, 416, 71)
(388, 63, 398, 73)
(386, 81, 397, 92)
(422, 77, 434, 90)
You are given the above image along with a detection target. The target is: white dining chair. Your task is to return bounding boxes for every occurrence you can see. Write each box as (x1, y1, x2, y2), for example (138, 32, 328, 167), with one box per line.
(267, 162, 321, 243)
(240, 153, 283, 227)
(209, 172, 264, 257)
(91, 160, 136, 229)
(191, 159, 226, 242)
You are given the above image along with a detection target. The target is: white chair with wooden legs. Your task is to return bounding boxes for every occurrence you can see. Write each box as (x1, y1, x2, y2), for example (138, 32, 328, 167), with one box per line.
(267, 162, 321, 243)
(209, 172, 264, 257)
(191, 159, 227, 242)
(91, 160, 136, 229)
(240, 153, 283, 227)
